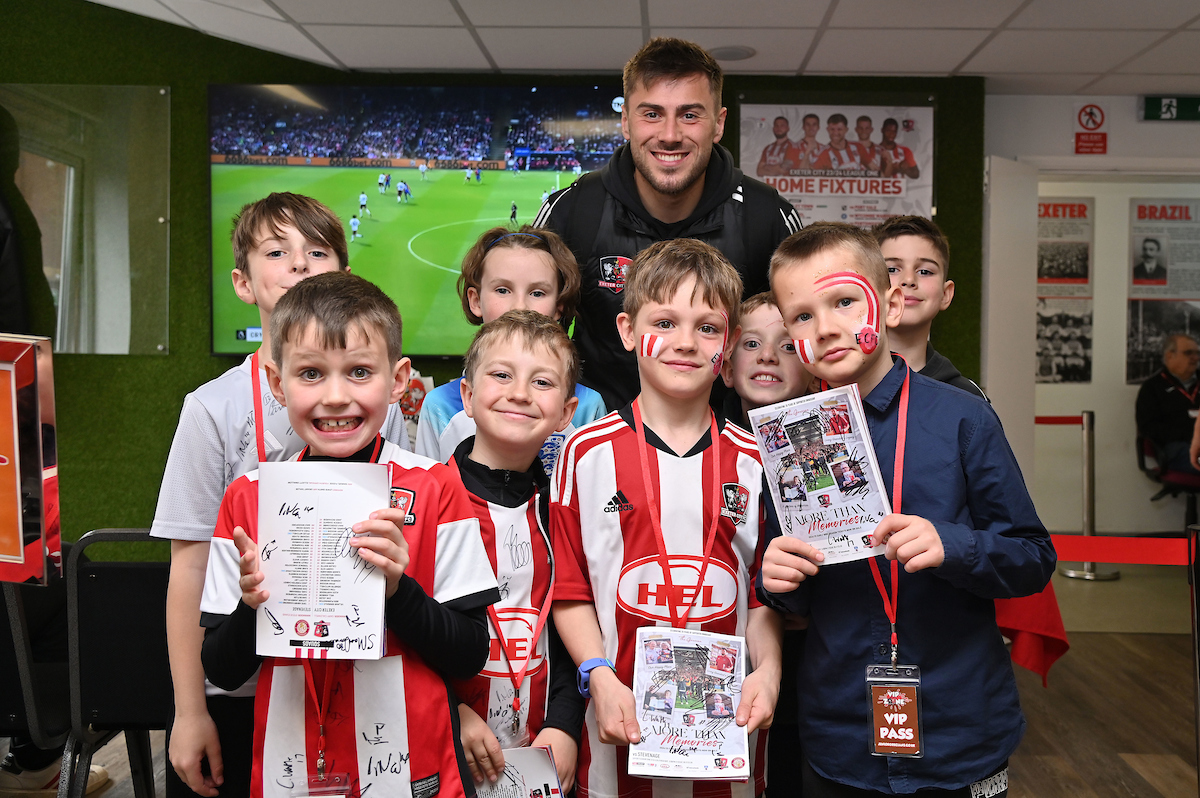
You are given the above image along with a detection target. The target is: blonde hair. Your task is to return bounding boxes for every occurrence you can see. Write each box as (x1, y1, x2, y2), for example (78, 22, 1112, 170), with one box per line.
(457, 226, 581, 327)
(739, 291, 777, 318)
(232, 193, 347, 275)
(462, 309, 580, 398)
(769, 222, 889, 295)
(270, 272, 402, 366)
(622, 239, 743, 332)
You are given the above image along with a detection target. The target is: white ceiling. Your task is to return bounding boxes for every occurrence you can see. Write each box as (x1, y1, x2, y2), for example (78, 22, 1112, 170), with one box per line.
(85, 0, 1200, 95)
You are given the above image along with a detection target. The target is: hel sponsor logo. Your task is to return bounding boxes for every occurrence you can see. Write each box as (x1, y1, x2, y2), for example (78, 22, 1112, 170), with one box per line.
(720, 483, 750, 525)
(598, 256, 631, 293)
(482, 606, 546, 677)
(1137, 204, 1193, 221)
(616, 554, 739, 624)
(389, 487, 417, 525)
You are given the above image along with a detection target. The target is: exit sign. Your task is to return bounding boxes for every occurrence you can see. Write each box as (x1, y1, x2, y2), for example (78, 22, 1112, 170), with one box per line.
(1144, 96, 1200, 121)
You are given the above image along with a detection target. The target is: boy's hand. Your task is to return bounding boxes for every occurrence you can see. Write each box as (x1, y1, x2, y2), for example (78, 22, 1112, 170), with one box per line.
(761, 536, 824, 593)
(351, 508, 411, 598)
(169, 712, 223, 796)
(590, 667, 641, 745)
(531, 727, 578, 792)
(873, 514, 945, 572)
(736, 667, 779, 733)
(458, 704, 504, 783)
(233, 527, 269, 608)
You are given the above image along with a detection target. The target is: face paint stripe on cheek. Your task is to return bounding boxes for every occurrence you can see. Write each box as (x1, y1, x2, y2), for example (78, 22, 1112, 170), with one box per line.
(640, 333, 664, 359)
(794, 339, 815, 364)
(712, 310, 729, 376)
(815, 271, 881, 354)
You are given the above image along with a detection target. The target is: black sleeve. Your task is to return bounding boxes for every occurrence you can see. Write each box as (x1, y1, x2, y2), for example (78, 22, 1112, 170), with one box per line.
(1135, 379, 1170, 445)
(201, 601, 262, 692)
(385, 574, 492, 680)
(539, 616, 585, 743)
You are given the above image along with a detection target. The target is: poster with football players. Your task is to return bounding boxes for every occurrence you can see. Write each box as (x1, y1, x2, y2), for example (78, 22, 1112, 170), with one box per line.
(1036, 198, 1093, 384)
(739, 104, 934, 228)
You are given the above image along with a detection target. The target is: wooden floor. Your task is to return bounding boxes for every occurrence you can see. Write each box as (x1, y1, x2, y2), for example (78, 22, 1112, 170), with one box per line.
(1010, 633, 1196, 798)
(7, 634, 1193, 798)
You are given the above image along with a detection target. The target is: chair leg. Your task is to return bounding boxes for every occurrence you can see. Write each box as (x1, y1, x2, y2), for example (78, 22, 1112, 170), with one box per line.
(1188, 492, 1198, 531)
(61, 736, 98, 798)
(126, 730, 156, 798)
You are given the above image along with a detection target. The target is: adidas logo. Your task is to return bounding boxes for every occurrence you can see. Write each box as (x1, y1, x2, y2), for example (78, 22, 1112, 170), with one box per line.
(604, 490, 634, 513)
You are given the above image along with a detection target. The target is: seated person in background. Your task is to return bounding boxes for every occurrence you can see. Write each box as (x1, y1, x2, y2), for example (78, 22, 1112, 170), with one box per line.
(1137, 332, 1200, 473)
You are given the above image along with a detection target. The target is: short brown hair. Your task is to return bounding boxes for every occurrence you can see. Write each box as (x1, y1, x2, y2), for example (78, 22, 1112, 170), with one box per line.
(623, 239, 743, 333)
(462, 309, 580, 398)
(872, 215, 950, 278)
(457, 226, 582, 327)
(623, 37, 723, 106)
(740, 291, 778, 319)
(769, 222, 889, 295)
(232, 192, 348, 274)
(270, 271, 402, 366)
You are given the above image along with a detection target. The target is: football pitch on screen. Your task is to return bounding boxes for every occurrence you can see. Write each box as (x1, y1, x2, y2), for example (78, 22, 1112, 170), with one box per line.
(211, 165, 568, 356)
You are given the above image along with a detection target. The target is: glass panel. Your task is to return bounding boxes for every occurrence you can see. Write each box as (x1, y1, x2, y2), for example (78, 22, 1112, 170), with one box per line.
(0, 85, 170, 354)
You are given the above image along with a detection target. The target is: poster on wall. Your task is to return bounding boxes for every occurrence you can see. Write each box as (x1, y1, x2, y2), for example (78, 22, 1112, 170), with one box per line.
(1127, 199, 1200, 383)
(1036, 198, 1093, 384)
(739, 104, 933, 228)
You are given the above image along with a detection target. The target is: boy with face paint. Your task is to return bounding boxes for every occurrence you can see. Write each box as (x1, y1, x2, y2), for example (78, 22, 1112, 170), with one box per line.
(758, 223, 1055, 796)
(551, 239, 783, 798)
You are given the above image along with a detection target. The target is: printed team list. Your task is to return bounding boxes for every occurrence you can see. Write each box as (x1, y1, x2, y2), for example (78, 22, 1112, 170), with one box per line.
(256, 461, 389, 660)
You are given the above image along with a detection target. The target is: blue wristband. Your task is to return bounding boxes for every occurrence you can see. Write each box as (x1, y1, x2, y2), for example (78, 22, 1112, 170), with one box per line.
(577, 657, 615, 698)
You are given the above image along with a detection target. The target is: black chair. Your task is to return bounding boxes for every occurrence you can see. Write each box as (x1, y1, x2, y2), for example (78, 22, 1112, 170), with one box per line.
(1136, 433, 1200, 528)
(62, 529, 172, 798)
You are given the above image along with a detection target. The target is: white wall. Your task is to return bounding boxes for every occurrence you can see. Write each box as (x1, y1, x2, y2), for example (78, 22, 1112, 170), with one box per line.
(987, 95, 1200, 533)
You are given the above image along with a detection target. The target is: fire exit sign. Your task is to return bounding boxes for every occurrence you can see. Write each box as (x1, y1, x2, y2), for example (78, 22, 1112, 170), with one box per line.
(1143, 96, 1200, 121)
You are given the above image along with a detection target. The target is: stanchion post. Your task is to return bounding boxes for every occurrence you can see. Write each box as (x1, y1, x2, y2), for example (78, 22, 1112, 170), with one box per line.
(1062, 411, 1120, 580)
(1190, 524, 1199, 797)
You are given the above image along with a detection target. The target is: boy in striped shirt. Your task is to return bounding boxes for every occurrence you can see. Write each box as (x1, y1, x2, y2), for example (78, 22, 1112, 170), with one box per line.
(552, 239, 784, 798)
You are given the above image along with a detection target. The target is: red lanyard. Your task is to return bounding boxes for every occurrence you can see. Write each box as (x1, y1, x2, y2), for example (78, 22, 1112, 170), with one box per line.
(303, 660, 336, 780)
(631, 399, 722, 629)
(250, 350, 268, 464)
(486, 583, 554, 726)
(868, 366, 910, 667)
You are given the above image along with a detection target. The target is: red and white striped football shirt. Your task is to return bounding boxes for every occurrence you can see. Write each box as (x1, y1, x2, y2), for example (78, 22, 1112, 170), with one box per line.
(811, 144, 862, 171)
(202, 439, 498, 798)
(552, 409, 770, 798)
(454, 475, 554, 745)
(759, 138, 799, 171)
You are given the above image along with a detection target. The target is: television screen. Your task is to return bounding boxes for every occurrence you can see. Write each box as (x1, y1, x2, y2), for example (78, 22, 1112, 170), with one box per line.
(209, 82, 624, 356)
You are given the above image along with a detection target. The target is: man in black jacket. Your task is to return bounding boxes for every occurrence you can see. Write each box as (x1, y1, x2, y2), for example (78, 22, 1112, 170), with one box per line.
(534, 38, 801, 410)
(1137, 332, 1200, 472)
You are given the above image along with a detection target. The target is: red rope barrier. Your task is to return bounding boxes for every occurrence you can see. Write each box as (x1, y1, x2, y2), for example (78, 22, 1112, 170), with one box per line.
(1035, 416, 1085, 426)
(1050, 534, 1190, 566)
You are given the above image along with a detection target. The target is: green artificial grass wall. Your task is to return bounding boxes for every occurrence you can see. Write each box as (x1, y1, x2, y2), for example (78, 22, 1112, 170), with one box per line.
(0, 0, 984, 559)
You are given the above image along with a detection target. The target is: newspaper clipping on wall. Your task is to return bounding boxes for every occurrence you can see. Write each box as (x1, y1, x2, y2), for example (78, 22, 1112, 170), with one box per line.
(1036, 198, 1094, 384)
(628, 627, 749, 781)
(746, 386, 890, 565)
(1127, 199, 1200, 383)
(739, 104, 933, 228)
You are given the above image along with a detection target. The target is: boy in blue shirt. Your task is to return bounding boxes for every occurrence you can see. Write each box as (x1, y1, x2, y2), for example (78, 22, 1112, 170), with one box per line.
(758, 223, 1055, 796)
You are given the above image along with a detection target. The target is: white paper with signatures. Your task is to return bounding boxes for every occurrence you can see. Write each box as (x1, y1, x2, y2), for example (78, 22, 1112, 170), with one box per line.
(628, 627, 749, 780)
(256, 460, 388, 660)
(476, 747, 563, 798)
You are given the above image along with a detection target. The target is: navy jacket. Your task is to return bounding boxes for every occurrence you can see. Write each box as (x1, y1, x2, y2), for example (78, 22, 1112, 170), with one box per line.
(757, 357, 1055, 793)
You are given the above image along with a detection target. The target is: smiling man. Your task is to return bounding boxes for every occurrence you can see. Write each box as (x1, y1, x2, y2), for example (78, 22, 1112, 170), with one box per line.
(534, 38, 801, 411)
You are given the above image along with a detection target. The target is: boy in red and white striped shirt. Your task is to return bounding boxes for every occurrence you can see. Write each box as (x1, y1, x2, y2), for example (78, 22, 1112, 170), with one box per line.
(552, 239, 784, 798)
(200, 272, 499, 798)
(449, 310, 585, 791)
